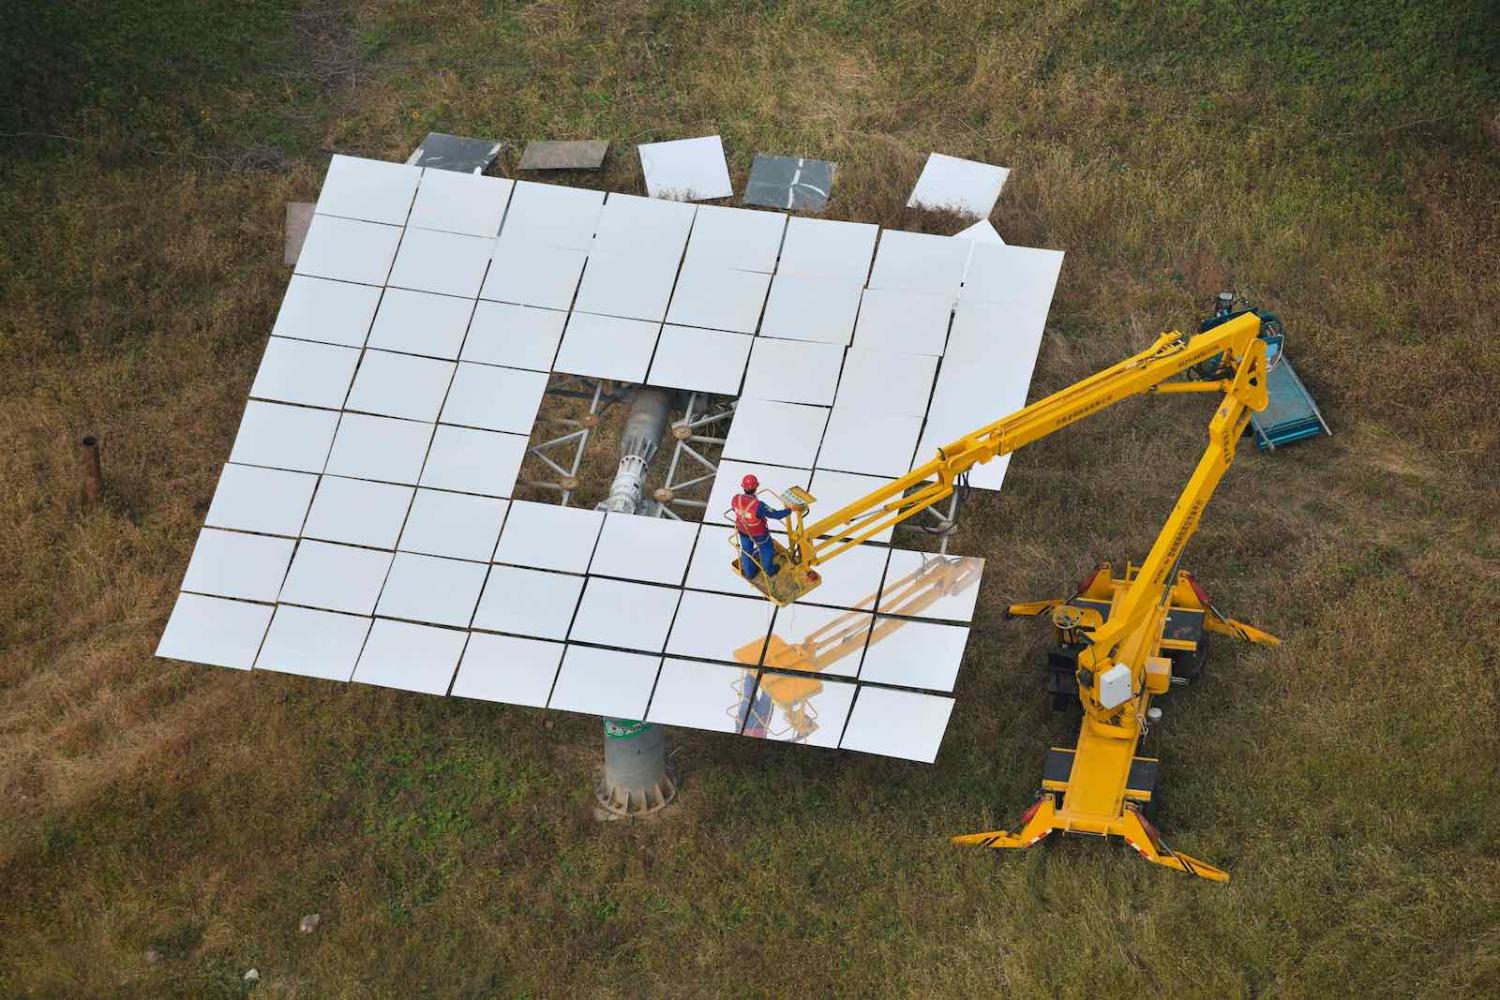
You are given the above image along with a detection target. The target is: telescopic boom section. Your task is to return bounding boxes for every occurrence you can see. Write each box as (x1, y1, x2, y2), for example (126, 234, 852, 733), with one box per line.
(783, 311, 1269, 580)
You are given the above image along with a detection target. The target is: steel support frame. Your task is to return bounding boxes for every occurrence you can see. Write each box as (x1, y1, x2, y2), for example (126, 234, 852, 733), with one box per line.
(653, 393, 735, 521)
(519, 377, 628, 507)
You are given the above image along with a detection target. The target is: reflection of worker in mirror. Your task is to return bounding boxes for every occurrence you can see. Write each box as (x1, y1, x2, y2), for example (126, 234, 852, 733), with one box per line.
(736, 669, 771, 738)
(731, 474, 791, 581)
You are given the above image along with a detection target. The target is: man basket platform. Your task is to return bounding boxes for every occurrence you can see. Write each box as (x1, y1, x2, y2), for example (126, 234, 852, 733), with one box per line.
(726, 479, 821, 606)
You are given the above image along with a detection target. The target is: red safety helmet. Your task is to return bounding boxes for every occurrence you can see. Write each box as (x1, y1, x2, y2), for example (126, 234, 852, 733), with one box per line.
(741, 473, 759, 492)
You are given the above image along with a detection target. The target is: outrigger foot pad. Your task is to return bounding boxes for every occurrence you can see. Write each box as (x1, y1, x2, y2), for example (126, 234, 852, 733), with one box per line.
(952, 796, 1230, 882)
(1118, 806, 1229, 882)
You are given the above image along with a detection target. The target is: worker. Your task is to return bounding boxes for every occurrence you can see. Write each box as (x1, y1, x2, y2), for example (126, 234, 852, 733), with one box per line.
(731, 474, 790, 581)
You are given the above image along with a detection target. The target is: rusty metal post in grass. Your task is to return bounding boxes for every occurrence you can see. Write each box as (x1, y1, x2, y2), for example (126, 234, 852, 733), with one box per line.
(79, 435, 103, 508)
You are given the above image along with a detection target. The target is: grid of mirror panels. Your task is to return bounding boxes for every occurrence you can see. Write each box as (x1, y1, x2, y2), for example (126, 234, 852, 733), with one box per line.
(159, 154, 1063, 764)
(163, 502, 985, 762)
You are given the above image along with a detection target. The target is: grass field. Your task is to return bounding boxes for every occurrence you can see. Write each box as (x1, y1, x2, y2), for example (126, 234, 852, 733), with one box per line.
(2, 2, 1498, 996)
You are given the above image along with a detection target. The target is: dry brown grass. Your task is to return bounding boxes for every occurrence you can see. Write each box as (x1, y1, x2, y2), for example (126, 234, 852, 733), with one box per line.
(2, 1, 1498, 997)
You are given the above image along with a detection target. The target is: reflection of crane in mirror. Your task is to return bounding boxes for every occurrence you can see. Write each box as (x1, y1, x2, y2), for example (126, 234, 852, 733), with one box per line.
(726, 553, 983, 743)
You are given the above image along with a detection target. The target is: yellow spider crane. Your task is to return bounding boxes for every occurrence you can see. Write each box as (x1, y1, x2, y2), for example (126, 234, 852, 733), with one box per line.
(729, 309, 1282, 881)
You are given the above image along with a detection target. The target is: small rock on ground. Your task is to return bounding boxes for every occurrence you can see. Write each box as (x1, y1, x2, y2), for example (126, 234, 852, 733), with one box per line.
(299, 913, 320, 934)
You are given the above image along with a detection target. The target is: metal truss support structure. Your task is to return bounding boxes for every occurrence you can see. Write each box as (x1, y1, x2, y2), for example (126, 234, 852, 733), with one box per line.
(519, 377, 628, 507)
(652, 393, 736, 521)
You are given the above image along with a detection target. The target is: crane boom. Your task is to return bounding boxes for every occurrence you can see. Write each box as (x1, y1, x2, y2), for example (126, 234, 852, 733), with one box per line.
(788, 311, 1268, 570)
(781, 309, 1268, 681)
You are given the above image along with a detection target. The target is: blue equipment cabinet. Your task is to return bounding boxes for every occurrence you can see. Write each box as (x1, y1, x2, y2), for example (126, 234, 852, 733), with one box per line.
(1199, 295, 1330, 451)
